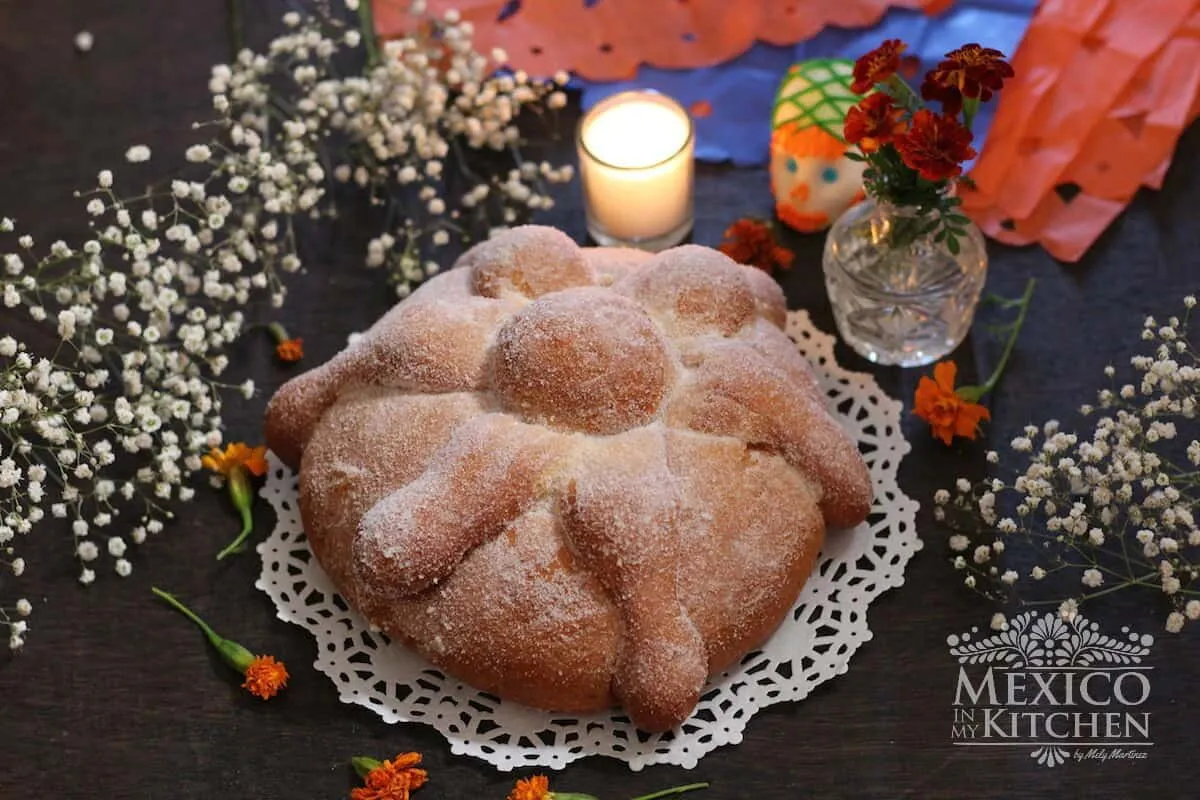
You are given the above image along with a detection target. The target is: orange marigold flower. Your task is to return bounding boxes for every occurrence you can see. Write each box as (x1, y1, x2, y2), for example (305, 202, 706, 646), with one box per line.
(913, 361, 990, 445)
(201, 442, 268, 478)
(351, 753, 428, 800)
(894, 110, 977, 183)
(843, 93, 907, 154)
(920, 43, 1014, 115)
(152, 587, 289, 701)
(718, 218, 794, 274)
(275, 338, 304, 363)
(241, 654, 290, 700)
(851, 39, 907, 94)
(508, 775, 551, 800)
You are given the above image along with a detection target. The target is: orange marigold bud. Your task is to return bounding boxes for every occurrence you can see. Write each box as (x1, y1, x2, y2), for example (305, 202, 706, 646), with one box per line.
(275, 338, 304, 362)
(151, 588, 289, 700)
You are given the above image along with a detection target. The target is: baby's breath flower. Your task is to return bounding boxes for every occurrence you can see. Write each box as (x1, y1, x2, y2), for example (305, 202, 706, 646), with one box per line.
(1058, 598, 1079, 621)
(185, 144, 212, 163)
(74, 30, 94, 53)
(124, 145, 151, 163)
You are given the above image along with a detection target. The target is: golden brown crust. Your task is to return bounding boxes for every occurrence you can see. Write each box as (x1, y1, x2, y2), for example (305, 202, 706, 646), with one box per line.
(265, 225, 871, 732)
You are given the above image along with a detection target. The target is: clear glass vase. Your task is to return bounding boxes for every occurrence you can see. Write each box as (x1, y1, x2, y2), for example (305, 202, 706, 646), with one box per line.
(822, 197, 987, 367)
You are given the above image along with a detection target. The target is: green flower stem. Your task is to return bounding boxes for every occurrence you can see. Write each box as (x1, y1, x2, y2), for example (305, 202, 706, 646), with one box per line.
(151, 587, 254, 672)
(884, 74, 921, 113)
(227, 0, 244, 60)
(631, 784, 710, 800)
(216, 465, 255, 560)
(351, 756, 381, 779)
(357, 0, 381, 68)
(963, 96, 980, 132)
(266, 321, 290, 344)
(957, 278, 1037, 403)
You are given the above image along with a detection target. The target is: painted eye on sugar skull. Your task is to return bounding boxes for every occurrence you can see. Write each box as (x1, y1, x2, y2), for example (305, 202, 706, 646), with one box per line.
(820, 165, 839, 184)
(785, 156, 798, 174)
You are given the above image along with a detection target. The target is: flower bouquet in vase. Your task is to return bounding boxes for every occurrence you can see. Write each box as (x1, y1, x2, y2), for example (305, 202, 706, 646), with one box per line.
(822, 40, 1013, 367)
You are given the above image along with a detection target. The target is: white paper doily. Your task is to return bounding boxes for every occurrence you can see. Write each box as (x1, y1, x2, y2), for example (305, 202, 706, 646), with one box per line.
(256, 309, 920, 771)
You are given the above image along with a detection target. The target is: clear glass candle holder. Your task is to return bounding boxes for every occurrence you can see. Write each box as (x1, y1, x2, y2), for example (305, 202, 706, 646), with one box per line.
(577, 90, 695, 252)
(822, 197, 988, 367)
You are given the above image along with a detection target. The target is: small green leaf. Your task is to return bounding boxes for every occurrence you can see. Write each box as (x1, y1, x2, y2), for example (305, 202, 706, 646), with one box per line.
(844, 151, 866, 162)
(947, 235, 961, 255)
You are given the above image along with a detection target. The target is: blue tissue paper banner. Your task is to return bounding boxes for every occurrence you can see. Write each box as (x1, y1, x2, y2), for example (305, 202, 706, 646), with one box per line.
(577, 2, 1039, 167)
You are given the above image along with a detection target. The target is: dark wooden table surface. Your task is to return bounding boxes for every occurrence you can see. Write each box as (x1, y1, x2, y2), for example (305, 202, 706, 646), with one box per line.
(2, 2, 1199, 798)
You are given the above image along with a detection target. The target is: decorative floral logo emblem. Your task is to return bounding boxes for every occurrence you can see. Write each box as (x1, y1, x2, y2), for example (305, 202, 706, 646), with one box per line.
(948, 612, 1155, 767)
(948, 611, 1153, 668)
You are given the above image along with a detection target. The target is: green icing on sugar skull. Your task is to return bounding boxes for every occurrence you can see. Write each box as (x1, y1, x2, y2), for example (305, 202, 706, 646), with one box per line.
(770, 58, 866, 233)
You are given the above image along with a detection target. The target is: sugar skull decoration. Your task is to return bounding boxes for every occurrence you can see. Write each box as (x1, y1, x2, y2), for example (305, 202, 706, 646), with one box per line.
(770, 58, 866, 233)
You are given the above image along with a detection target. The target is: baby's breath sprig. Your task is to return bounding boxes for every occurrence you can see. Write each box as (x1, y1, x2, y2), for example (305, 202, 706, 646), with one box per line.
(218, 0, 572, 298)
(0, 0, 574, 649)
(1, 595, 32, 651)
(935, 295, 1200, 633)
(0, 116, 315, 619)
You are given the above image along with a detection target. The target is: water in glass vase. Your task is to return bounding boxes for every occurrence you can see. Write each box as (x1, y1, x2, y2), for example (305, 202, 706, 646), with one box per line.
(822, 199, 987, 367)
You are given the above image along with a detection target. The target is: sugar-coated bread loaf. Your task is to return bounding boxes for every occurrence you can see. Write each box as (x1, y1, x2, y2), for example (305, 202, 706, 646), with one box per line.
(264, 226, 871, 731)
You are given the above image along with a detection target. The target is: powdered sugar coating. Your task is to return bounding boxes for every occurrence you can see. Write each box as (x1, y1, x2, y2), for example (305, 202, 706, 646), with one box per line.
(265, 225, 871, 732)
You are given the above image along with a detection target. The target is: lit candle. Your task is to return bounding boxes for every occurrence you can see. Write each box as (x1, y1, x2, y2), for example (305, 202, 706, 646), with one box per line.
(577, 91, 695, 252)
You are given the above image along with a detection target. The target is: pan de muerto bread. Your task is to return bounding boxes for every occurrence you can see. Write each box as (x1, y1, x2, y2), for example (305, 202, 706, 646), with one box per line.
(264, 226, 871, 732)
